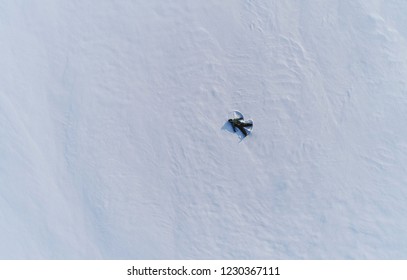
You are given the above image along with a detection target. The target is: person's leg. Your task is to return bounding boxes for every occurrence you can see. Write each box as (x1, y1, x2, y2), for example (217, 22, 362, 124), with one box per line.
(238, 126, 248, 136)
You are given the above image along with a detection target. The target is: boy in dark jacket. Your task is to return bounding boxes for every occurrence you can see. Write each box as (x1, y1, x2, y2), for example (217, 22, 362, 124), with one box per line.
(228, 117, 253, 137)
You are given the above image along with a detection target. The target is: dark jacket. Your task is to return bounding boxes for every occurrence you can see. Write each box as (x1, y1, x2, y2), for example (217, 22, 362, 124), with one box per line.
(228, 118, 252, 136)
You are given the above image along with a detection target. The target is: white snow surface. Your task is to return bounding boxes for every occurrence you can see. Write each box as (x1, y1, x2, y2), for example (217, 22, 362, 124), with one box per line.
(1, 0, 407, 259)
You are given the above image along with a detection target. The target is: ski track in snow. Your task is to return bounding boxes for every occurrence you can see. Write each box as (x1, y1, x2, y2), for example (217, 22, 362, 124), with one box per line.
(1, 0, 407, 259)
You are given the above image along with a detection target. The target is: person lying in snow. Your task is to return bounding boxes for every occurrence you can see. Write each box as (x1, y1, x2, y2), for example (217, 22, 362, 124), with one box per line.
(228, 117, 253, 137)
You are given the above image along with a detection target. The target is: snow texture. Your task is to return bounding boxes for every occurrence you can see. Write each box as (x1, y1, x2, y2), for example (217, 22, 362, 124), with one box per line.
(1, 0, 407, 259)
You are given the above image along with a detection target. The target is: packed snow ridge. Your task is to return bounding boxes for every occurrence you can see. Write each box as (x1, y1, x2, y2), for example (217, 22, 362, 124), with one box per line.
(1, 0, 407, 259)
